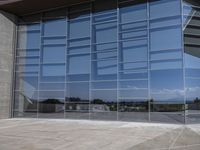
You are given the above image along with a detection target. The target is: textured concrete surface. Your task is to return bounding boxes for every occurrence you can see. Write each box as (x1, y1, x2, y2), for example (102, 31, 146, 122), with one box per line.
(0, 11, 16, 119)
(0, 119, 200, 150)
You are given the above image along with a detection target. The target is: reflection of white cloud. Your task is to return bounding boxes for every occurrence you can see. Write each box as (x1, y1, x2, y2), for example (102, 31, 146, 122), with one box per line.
(151, 89, 184, 100)
(186, 86, 200, 100)
(151, 86, 200, 100)
(152, 89, 184, 95)
(126, 86, 145, 90)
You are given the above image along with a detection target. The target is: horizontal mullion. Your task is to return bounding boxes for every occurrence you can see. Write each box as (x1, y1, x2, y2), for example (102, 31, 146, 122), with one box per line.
(41, 62, 66, 65)
(119, 88, 148, 90)
(93, 19, 117, 25)
(69, 16, 90, 22)
(42, 43, 66, 47)
(150, 24, 181, 30)
(67, 52, 90, 56)
(92, 48, 117, 53)
(119, 60, 147, 64)
(68, 44, 90, 48)
(93, 11, 117, 17)
(150, 58, 182, 63)
(150, 48, 182, 54)
(68, 36, 90, 41)
(119, 28, 147, 34)
(91, 88, 116, 91)
(16, 55, 39, 58)
(42, 35, 66, 39)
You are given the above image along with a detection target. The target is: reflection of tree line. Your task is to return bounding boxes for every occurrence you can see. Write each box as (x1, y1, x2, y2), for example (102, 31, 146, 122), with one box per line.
(24, 97, 200, 113)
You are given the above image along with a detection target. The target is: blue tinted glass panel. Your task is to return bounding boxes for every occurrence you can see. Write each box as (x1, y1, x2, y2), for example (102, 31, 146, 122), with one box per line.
(42, 64, 65, 76)
(150, 51, 182, 61)
(120, 3, 147, 23)
(119, 80, 148, 89)
(150, 69, 184, 102)
(150, 0, 181, 19)
(151, 61, 182, 70)
(43, 19, 66, 36)
(68, 55, 90, 74)
(43, 37, 66, 45)
(94, 22, 117, 43)
(42, 46, 65, 63)
(150, 27, 182, 51)
(69, 19, 90, 39)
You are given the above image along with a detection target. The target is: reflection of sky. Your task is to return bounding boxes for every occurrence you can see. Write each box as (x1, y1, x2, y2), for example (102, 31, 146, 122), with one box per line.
(185, 54, 200, 68)
(19, 0, 200, 104)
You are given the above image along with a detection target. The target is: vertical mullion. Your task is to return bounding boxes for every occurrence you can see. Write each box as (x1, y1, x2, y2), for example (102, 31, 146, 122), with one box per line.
(38, 13, 43, 119)
(89, 2, 92, 120)
(64, 8, 68, 119)
(117, 0, 119, 121)
(12, 21, 19, 118)
(147, 0, 151, 122)
(181, 0, 186, 124)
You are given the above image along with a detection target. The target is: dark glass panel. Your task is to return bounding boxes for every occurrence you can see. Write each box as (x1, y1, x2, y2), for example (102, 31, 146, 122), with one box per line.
(65, 82, 89, 119)
(118, 99, 149, 122)
(38, 91, 64, 119)
(90, 90, 117, 120)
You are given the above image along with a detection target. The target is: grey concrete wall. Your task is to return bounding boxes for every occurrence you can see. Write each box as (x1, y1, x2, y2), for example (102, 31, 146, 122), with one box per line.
(0, 11, 16, 119)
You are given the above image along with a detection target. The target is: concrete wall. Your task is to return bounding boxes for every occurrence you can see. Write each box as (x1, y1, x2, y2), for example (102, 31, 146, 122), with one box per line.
(0, 11, 16, 119)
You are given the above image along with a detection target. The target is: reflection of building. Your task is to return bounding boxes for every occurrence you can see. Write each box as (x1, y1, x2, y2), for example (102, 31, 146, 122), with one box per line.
(1, 0, 200, 123)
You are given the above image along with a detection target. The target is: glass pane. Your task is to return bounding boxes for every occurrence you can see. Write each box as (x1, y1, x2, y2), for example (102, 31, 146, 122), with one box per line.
(14, 91, 38, 118)
(150, 69, 184, 102)
(68, 55, 90, 74)
(90, 90, 117, 120)
(65, 82, 89, 119)
(42, 46, 65, 63)
(43, 19, 66, 36)
(150, 0, 181, 19)
(150, 27, 182, 51)
(120, 1, 147, 23)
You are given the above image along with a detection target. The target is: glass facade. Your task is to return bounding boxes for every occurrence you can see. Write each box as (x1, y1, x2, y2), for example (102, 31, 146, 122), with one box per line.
(13, 0, 200, 123)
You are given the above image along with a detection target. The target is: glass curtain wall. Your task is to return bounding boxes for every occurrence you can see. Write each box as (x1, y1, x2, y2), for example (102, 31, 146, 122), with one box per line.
(14, 0, 189, 123)
(183, 0, 200, 123)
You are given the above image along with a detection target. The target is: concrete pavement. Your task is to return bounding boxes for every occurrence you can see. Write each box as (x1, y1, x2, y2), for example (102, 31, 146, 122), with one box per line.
(0, 119, 200, 150)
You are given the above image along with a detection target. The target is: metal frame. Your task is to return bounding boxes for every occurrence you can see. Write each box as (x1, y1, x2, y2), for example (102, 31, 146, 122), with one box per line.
(12, 0, 192, 124)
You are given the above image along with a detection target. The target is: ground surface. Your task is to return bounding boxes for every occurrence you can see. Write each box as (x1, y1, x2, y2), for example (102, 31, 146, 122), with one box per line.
(0, 119, 200, 150)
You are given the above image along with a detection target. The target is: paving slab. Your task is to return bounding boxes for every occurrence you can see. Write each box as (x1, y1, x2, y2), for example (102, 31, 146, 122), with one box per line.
(0, 119, 199, 150)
